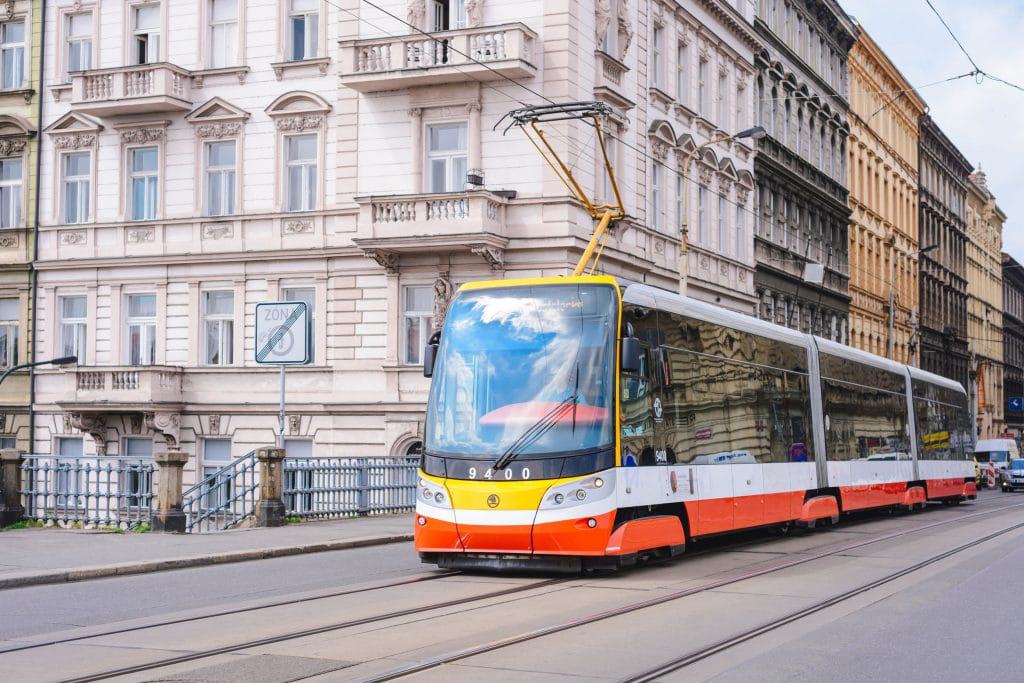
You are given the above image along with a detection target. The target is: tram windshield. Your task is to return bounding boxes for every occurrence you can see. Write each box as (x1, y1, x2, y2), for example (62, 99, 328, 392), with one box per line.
(425, 283, 617, 459)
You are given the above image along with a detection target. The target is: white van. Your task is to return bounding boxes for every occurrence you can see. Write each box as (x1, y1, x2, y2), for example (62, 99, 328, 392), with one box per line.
(974, 438, 1020, 487)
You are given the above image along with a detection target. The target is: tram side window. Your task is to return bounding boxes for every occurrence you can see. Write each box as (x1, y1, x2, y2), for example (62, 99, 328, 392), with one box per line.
(660, 345, 814, 466)
(820, 355, 910, 462)
(913, 397, 969, 461)
(621, 306, 657, 466)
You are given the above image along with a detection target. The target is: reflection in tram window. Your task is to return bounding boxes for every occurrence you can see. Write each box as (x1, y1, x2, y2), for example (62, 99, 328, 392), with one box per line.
(911, 380, 972, 461)
(658, 313, 813, 465)
(819, 354, 910, 461)
(620, 306, 657, 466)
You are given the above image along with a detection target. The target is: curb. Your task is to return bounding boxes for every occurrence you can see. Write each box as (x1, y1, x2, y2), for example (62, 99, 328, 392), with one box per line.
(0, 533, 414, 591)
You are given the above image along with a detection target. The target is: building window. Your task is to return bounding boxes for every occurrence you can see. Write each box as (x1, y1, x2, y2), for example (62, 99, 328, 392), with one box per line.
(402, 285, 433, 365)
(122, 437, 152, 509)
(62, 152, 91, 224)
(203, 291, 234, 366)
(0, 21, 24, 90)
(126, 293, 156, 366)
(288, 0, 319, 61)
(209, 0, 238, 68)
(131, 4, 161, 65)
(59, 295, 87, 361)
(0, 157, 21, 228)
(676, 42, 688, 105)
(650, 161, 662, 231)
(205, 141, 236, 216)
(651, 26, 663, 89)
(56, 437, 84, 502)
(202, 438, 233, 508)
(283, 287, 315, 363)
(698, 58, 709, 117)
(718, 196, 727, 254)
(426, 122, 467, 193)
(736, 85, 746, 132)
(736, 202, 746, 260)
(0, 298, 17, 369)
(676, 173, 684, 236)
(717, 72, 728, 125)
(65, 13, 93, 78)
(697, 186, 708, 245)
(285, 134, 317, 212)
(129, 146, 158, 221)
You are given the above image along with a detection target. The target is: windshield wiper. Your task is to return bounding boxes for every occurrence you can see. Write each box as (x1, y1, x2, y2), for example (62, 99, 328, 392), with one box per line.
(493, 392, 578, 471)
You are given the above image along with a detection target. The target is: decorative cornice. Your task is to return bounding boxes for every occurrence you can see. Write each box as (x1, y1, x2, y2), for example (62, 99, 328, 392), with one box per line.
(119, 128, 165, 145)
(195, 122, 242, 139)
(274, 115, 324, 132)
(52, 133, 96, 150)
(0, 137, 26, 156)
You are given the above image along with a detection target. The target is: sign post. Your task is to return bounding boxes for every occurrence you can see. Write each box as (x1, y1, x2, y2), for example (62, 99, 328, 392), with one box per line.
(255, 302, 310, 449)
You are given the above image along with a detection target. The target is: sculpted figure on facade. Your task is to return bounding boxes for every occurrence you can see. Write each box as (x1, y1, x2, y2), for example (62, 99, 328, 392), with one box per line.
(465, 0, 483, 28)
(617, 0, 633, 59)
(432, 275, 454, 331)
(406, 0, 426, 31)
(596, 0, 612, 46)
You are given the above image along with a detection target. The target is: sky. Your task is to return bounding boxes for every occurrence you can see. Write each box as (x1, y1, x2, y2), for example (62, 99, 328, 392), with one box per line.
(840, 0, 1024, 260)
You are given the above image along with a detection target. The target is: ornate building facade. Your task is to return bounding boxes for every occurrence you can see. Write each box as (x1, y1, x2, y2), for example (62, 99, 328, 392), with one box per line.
(846, 25, 923, 364)
(0, 0, 41, 451)
(751, 0, 856, 341)
(917, 115, 970, 388)
(966, 169, 1004, 439)
(1002, 253, 1024, 439)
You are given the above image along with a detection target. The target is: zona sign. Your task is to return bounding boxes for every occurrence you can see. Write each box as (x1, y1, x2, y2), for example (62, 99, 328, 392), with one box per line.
(255, 302, 310, 365)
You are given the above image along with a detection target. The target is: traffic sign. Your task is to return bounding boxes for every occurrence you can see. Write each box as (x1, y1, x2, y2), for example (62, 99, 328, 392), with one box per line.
(255, 302, 309, 365)
(1009, 397, 1023, 413)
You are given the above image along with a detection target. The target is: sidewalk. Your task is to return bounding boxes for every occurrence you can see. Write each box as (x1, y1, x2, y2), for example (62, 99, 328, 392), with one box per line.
(0, 514, 414, 590)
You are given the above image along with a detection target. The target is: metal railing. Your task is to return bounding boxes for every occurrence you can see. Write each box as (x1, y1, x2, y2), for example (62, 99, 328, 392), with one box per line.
(283, 457, 419, 520)
(182, 450, 258, 533)
(19, 456, 153, 528)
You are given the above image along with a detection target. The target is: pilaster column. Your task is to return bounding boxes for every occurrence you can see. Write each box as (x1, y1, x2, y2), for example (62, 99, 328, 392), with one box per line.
(409, 108, 423, 193)
(152, 451, 189, 533)
(255, 447, 287, 527)
(0, 449, 23, 526)
(468, 102, 482, 177)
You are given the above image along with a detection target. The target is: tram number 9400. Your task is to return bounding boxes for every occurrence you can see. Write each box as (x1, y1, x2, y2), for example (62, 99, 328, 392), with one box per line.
(467, 466, 530, 481)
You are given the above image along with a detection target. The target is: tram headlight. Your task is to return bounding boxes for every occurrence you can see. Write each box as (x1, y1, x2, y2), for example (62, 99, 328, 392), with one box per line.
(594, 477, 605, 488)
(434, 492, 445, 504)
(423, 489, 432, 500)
(553, 493, 564, 505)
(539, 470, 615, 510)
(417, 479, 452, 509)
(574, 489, 587, 501)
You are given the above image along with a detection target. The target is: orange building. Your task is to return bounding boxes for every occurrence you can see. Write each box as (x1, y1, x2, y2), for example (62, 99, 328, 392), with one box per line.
(846, 26, 926, 364)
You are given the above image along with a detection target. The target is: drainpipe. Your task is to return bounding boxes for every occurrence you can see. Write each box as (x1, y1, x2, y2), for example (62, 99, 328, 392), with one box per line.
(29, 0, 48, 454)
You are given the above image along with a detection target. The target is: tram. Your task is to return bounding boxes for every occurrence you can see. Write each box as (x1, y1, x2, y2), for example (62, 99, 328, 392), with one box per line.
(414, 274, 976, 571)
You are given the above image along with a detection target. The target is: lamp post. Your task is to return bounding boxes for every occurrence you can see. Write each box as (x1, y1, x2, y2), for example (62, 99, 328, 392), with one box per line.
(679, 125, 766, 297)
(896, 243, 938, 363)
(0, 356, 78, 387)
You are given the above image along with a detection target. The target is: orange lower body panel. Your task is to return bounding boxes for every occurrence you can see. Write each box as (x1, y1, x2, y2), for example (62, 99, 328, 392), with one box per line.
(605, 516, 685, 555)
(926, 477, 968, 499)
(414, 516, 464, 552)
(456, 522, 533, 553)
(800, 495, 839, 524)
(839, 482, 907, 511)
(963, 481, 977, 499)
(532, 511, 616, 556)
(903, 486, 926, 508)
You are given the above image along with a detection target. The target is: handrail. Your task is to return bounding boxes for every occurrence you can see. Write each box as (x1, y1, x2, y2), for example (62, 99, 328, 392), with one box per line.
(182, 450, 258, 533)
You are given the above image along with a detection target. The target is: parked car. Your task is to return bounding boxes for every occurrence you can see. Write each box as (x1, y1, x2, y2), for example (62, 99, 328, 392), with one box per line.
(975, 438, 1020, 487)
(1003, 459, 1024, 491)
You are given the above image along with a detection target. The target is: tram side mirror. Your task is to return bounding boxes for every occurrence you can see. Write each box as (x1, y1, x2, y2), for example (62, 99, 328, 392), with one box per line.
(621, 336, 643, 374)
(423, 331, 441, 378)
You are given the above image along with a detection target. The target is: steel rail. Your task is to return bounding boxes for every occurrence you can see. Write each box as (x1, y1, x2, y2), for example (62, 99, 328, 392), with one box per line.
(357, 499, 1024, 682)
(623, 519, 1024, 682)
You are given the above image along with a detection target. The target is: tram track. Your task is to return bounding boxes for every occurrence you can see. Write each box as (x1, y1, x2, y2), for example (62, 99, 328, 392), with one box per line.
(356, 499, 1024, 682)
(19, 496, 1017, 682)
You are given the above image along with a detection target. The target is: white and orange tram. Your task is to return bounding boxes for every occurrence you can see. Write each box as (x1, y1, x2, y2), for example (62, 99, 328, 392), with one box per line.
(415, 275, 976, 571)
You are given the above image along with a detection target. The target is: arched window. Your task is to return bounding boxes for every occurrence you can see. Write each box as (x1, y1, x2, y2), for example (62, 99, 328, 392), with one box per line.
(796, 108, 803, 158)
(757, 77, 765, 127)
(770, 87, 779, 137)
(783, 100, 790, 146)
(405, 441, 423, 457)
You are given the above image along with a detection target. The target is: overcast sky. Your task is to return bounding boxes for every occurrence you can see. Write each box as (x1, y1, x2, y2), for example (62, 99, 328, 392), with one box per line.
(841, 0, 1024, 260)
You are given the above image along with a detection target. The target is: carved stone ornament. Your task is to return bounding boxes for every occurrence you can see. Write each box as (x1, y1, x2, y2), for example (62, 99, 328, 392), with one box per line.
(366, 249, 399, 275)
(208, 414, 222, 435)
(700, 256, 710, 270)
(52, 134, 96, 150)
(406, 0, 426, 31)
(127, 228, 154, 244)
(465, 0, 483, 28)
(68, 413, 107, 456)
(287, 414, 301, 436)
(432, 275, 454, 331)
(737, 188, 750, 205)
(0, 233, 17, 248)
(129, 414, 143, 434)
(651, 139, 669, 161)
(3, 1, 13, 21)
(202, 222, 233, 240)
(145, 411, 180, 448)
(0, 138, 26, 157)
(195, 122, 242, 139)
(617, 0, 633, 59)
(739, 270, 747, 282)
(120, 128, 164, 145)
(472, 246, 504, 270)
(275, 115, 323, 132)
(719, 262, 729, 276)
(697, 165, 714, 186)
(283, 219, 313, 234)
(596, 0, 612, 45)
(60, 231, 87, 245)
(654, 240, 665, 254)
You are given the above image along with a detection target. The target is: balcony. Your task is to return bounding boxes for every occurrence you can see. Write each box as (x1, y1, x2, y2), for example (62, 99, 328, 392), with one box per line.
(60, 366, 184, 410)
(339, 23, 537, 92)
(70, 64, 193, 117)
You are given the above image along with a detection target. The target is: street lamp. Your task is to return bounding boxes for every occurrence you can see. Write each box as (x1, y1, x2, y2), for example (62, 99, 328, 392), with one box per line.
(891, 244, 938, 361)
(679, 126, 766, 297)
(0, 356, 77, 387)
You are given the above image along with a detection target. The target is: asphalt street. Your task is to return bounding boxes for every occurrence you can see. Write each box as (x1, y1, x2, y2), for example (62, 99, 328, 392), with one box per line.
(1, 490, 1021, 682)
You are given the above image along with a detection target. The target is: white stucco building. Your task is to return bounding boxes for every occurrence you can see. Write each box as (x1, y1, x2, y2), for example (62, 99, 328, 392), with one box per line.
(32, 0, 761, 482)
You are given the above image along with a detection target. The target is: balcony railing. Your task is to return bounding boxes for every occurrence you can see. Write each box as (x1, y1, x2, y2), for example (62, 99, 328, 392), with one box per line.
(357, 190, 509, 240)
(339, 23, 537, 92)
(70, 366, 184, 406)
(70, 63, 193, 117)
